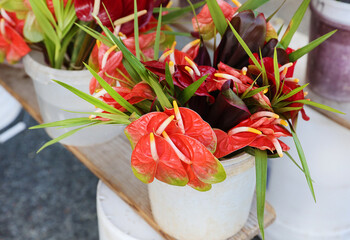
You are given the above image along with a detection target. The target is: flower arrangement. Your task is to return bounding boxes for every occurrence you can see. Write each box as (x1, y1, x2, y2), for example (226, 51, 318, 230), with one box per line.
(30, 0, 343, 237)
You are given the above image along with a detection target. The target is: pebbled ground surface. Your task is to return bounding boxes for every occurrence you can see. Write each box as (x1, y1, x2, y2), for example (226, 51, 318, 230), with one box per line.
(0, 111, 99, 240)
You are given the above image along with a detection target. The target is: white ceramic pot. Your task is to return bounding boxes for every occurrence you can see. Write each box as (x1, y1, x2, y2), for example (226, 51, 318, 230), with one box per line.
(23, 51, 123, 146)
(0, 85, 21, 131)
(148, 153, 256, 240)
(96, 181, 163, 240)
(266, 107, 350, 239)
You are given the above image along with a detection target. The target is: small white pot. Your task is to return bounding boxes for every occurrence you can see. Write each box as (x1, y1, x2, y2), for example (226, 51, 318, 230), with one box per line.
(23, 51, 123, 146)
(148, 153, 256, 240)
(96, 181, 163, 240)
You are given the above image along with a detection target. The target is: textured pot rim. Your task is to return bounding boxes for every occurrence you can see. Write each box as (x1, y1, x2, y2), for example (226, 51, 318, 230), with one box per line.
(220, 152, 255, 177)
(23, 51, 92, 85)
(311, 0, 350, 30)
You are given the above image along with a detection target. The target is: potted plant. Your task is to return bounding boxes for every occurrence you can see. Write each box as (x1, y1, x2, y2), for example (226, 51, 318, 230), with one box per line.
(31, 0, 342, 239)
(0, 0, 166, 146)
(307, 0, 350, 101)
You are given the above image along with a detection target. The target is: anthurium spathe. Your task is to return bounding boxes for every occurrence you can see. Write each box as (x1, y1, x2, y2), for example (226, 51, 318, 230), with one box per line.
(89, 31, 159, 93)
(214, 111, 292, 158)
(0, 15, 30, 64)
(126, 101, 225, 189)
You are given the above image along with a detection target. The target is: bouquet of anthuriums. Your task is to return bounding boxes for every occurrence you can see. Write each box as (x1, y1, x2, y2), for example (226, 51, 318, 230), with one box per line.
(31, 0, 342, 237)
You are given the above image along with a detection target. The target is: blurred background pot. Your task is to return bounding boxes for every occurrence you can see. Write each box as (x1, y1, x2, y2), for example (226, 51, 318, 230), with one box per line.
(148, 153, 256, 240)
(96, 181, 163, 240)
(23, 51, 123, 146)
(307, 0, 350, 102)
(266, 107, 350, 240)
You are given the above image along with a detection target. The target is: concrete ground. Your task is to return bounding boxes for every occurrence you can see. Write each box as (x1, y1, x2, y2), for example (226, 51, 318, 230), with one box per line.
(0, 111, 98, 240)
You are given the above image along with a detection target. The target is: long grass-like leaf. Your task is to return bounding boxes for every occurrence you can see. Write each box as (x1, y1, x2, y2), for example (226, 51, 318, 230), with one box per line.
(273, 48, 280, 101)
(289, 124, 316, 202)
(53, 80, 127, 116)
(238, 0, 269, 12)
(154, 5, 163, 60)
(84, 64, 142, 115)
(289, 30, 337, 62)
(36, 123, 100, 153)
(29, 118, 96, 129)
(279, 0, 310, 49)
(274, 84, 309, 103)
(165, 63, 175, 95)
(255, 149, 268, 240)
(266, 0, 285, 22)
(293, 99, 344, 114)
(134, 0, 140, 59)
(177, 75, 208, 104)
(63, 110, 131, 123)
(242, 86, 269, 99)
(161, 1, 205, 23)
(206, 0, 227, 36)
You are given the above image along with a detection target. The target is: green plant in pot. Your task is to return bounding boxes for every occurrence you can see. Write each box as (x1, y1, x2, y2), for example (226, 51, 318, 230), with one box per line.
(31, 0, 343, 239)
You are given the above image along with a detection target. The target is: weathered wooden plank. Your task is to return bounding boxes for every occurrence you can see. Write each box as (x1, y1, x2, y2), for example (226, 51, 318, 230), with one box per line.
(0, 63, 276, 240)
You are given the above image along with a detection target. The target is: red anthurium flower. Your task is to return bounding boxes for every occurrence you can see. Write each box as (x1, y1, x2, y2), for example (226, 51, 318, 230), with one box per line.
(131, 133, 189, 185)
(0, 17, 30, 64)
(213, 62, 271, 107)
(192, 0, 237, 40)
(89, 32, 157, 93)
(125, 101, 225, 190)
(96, 82, 156, 112)
(214, 111, 291, 158)
(249, 53, 309, 122)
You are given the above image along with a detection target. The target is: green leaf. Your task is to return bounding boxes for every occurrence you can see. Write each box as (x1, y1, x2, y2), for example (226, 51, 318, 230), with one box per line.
(29, 0, 59, 45)
(266, 0, 285, 22)
(242, 86, 269, 99)
(279, 0, 310, 49)
(274, 84, 309, 103)
(63, 111, 131, 124)
(154, 5, 163, 60)
(29, 117, 96, 129)
(161, 1, 205, 23)
(277, 24, 284, 36)
(275, 106, 303, 113)
(293, 99, 344, 114)
(255, 149, 268, 240)
(273, 48, 280, 101)
(289, 125, 316, 202)
(134, 0, 140, 59)
(285, 151, 306, 174)
(84, 63, 142, 115)
(227, 21, 262, 71)
(53, 80, 128, 116)
(206, 0, 227, 36)
(289, 30, 337, 62)
(177, 75, 208, 104)
(165, 62, 175, 95)
(238, 0, 270, 12)
(75, 23, 113, 47)
(36, 123, 98, 153)
(161, 31, 192, 37)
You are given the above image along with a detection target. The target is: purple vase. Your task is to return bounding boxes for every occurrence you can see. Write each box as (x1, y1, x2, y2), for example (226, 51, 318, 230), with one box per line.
(307, 0, 350, 102)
